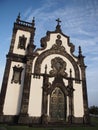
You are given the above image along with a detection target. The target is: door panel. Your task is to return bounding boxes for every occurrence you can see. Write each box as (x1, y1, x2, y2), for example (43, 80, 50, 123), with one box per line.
(50, 87, 66, 121)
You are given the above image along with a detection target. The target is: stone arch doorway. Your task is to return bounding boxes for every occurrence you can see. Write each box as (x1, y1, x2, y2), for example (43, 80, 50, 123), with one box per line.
(49, 87, 67, 122)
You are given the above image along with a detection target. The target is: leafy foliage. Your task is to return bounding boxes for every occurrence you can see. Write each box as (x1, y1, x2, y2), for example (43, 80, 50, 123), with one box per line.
(89, 106, 98, 115)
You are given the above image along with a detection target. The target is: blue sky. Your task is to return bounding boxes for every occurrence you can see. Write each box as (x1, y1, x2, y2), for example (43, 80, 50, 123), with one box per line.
(0, 0, 98, 106)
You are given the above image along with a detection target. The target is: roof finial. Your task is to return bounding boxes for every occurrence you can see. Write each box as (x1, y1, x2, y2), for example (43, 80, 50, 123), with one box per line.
(78, 46, 82, 56)
(32, 17, 35, 26)
(55, 18, 62, 33)
(56, 18, 61, 25)
(16, 12, 20, 23)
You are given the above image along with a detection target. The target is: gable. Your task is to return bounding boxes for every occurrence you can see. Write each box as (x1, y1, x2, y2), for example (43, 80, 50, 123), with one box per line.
(32, 31, 80, 82)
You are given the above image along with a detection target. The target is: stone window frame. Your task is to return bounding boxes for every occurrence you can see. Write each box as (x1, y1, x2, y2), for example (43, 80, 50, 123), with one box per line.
(11, 65, 23, 84)
(18, 35, 27, 50)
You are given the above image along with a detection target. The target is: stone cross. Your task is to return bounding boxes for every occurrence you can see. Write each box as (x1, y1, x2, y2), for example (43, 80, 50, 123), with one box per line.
(56, 18, 61, 25)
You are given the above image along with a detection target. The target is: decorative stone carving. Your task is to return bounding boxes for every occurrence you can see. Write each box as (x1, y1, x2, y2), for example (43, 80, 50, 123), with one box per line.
(51, 35, 65, 52)
(49, 57, 67, 77)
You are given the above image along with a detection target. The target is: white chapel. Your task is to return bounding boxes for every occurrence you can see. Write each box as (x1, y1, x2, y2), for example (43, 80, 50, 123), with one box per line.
(0, 14, 90, 125)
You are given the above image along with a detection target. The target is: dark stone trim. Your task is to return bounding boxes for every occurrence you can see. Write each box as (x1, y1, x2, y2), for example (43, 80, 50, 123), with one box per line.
(18, 115, 30, 124)
(18, 56, 36, 124)
(81, 66, 90, 124)
(72, 116, 84, 124)
(7, 53, 27, 63)
(0, 58, 11, 115)
(41, 75, 49, 116)
(0, 114, 88, 125)
(48, 76, 68, 96)
(18, 24, 36, 121)
(9, 28, 17, 53)
(78, 54, 90, 124)
(39, 31, 50, 50)
(0, 115, 19, 124)
(0, 115, 84, 125)
(0, 115, 41, 125)
(19, 59, 32, 115)
(16, 15, 35, 28)
(14, 23, 35, 33)
(34, 49, 80, 83)
(68, 79, 74, 124)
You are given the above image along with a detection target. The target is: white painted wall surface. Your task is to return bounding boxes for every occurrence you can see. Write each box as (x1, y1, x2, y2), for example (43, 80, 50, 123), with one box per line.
(13, 30, 30, 55)
(3, 62, 25, 115)
(73, 82, 84, 117)
(66, 96, 69, 121)
(47, 95, 50, 116)
(28, 77, 43, 116)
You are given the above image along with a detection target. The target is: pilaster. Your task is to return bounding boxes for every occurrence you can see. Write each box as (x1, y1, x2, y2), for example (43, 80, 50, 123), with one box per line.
(78, 46, 90, 124)
(67, 71, 74, 124)
(18, 17, 36, 124)
(41, 74, 49, 124)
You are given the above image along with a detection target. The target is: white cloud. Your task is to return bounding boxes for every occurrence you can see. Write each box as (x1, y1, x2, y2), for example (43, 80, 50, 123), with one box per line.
(23, 7, 33, 20)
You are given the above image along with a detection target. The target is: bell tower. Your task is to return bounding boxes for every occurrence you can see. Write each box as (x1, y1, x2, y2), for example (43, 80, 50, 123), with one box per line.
(0, 13, 36, 122)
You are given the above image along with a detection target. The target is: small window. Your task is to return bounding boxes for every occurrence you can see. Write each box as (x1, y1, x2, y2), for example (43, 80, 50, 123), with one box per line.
(18, 35, 27, 50)
(11, 65, 23, 84)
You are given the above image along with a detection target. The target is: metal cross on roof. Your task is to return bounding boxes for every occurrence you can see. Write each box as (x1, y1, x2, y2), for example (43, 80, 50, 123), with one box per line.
(56, 18, 61, 25)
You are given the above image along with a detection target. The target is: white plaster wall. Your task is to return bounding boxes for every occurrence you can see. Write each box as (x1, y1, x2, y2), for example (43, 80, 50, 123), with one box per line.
(66, 96, 69, 120)
(47, 95, 50, 116)
(13, 30, 30, 55)
(3, 62, 25, 115)
(73, 82, 84, 117)
(28, 77, 43, 116)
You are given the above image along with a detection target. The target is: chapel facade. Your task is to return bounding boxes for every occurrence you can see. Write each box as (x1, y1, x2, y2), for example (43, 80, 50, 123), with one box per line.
(0, 14, 90, 125)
